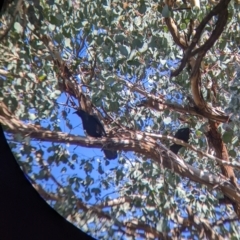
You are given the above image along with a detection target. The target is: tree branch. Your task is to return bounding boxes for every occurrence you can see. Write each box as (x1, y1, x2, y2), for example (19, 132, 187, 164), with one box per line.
(145, 132, 240, 171)
(170, 0, 231, 77)
(117, 77, 229, 123)
(1, 107, 240, 210)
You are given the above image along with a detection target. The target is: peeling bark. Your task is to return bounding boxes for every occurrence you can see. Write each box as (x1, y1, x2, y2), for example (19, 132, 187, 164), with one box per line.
(164, 0, 231, 125)
(164, 1, 238, 218)
(1, 102, 240, 213)
(137, 98, 229, 123)
(207, 121, 240, 218)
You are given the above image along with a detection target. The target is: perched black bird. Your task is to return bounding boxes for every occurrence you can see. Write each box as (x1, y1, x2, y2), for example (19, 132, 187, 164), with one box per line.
(170, 128, 191, 154)
(74, 109, 117, 160)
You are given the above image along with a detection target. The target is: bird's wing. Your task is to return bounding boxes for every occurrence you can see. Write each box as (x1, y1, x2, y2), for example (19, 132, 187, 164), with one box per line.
(170, 144, 182, 154)
(92, 115, 107, 136)
(174, 128, 190, 142)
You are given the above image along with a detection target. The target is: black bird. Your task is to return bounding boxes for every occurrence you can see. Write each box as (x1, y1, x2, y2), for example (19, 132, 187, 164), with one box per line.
(74, 109, 117, 160)
(170, 127, 191, 154)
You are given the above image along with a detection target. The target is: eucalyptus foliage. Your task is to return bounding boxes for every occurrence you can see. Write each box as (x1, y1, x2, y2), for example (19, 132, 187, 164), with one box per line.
(1, 0, 240, 239)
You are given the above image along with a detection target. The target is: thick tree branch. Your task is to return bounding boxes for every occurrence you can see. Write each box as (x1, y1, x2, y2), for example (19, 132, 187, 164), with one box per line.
(190, 8, 228, 57)
(99, 195, 147, 208)
(122, 219, 171, 239)
(165, 0, 231, 128)
(145, 132, 240, 171)
(206, 121, 240, 218)
(190, 54, 206, 110)
(172, 208, 223, 239)
(187, 7, 229, 116)
(137, 97, 229, 123)
(1, 109, 240, 210)
(165, 17, 187, 50)
(118, 77, 229, 123)
(185, 206, 224, 240)
(170, 0, 231, 77)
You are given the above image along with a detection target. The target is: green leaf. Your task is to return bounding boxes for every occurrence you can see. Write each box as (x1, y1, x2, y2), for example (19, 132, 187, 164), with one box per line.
(138, 42, 148, 53)
(49, 15, 60, 25)
(118, 45, 130, 57)
(114, 34, 127, 43)
(65, 38, 71, 48)
(162, 5, 170, 18)
(14, 22, 23, 33)
(223, 131, 233, 144)
(229, 150, 236, 157)
(98, 164, 104, 175)
(49, 90, 61, 99)
(163, 117, 171, 124)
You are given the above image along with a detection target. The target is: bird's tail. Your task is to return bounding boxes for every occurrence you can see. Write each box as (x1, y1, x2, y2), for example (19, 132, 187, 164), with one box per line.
(170, 144, 182, 154)
(103, 149, 117, 160)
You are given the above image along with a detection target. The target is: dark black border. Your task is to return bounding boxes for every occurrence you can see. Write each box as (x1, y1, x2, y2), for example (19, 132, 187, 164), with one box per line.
(0, 124, 96, 240)
(0, 2, 95, 239)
